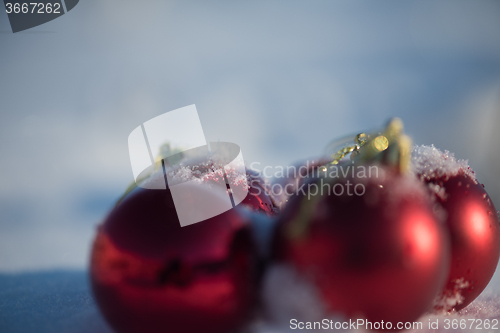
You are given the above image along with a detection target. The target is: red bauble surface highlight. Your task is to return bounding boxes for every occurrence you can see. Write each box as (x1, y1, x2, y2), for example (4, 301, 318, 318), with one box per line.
(273, 168, 450, 324)
(425, 175, 500, 311)
(90, 183, 258, 333)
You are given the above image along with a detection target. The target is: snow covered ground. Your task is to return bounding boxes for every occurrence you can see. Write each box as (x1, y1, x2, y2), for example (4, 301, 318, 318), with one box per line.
(1, 265, 498, 333)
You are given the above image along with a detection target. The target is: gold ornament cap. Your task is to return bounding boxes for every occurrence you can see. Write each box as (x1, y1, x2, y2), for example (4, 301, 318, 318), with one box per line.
(326, 118, 412, 174)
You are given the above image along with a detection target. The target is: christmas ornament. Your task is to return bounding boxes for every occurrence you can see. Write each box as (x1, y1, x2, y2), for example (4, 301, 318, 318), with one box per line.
(272, 119, 451, 325)
(412, 145, 500, 312)
(120, 151, 279, 218)
(90, 163, 263, 333)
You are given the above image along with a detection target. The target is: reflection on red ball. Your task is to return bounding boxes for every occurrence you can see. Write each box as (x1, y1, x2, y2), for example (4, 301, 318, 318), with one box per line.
(273, 167, 450, 325)
(90, 182, 258, 333)
(425, 175, 500, 311)
(244, 169, 279, 217)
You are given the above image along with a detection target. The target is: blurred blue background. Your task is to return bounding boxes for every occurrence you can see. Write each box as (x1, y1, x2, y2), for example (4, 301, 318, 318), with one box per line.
(2, 0, 500, 272)
(0, 1, 500, 331)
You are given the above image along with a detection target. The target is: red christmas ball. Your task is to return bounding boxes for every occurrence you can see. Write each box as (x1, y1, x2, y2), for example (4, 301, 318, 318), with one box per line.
(272, 166, 450, 324)
(90, 178, 259, 333)
(412, 145, 500, 312)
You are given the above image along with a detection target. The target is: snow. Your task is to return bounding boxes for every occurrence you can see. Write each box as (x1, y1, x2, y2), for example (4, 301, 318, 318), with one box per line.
(256, 263, 500, 333)
(0, 271, 112, 333)
(433, 278, 470, 314)
(411, 145, 477, 183)
(0, 266, 498, 333)
(140, 161, 252, 190)
(261, 265, 335, 327)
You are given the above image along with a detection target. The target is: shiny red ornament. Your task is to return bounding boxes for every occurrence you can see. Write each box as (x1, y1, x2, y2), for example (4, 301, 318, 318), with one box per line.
(272, 167, 450, 324)
(431, 175, 500, 311)
(413, 145, 500, 312)
(90, 181, 258, 333)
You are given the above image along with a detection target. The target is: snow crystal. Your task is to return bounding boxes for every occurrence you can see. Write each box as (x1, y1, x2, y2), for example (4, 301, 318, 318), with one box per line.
(427, 183, 448, 201)
(433, 278, 470, 314)
(411, 145, 477, 183)
(139, 161, 251, 190)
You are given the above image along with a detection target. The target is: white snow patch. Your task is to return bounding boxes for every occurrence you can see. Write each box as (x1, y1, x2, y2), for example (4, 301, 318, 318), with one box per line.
(427, 182, 448, 201)
(258, 264, 354, 333)
(139, 161, 251, 189)
(411, 145, 477, 183)
(433, 278, 470, 314)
